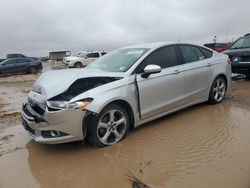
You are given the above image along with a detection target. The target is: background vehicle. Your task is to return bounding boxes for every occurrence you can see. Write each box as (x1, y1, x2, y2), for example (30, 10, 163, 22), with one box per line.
(0, 53, 39, 63)
(63, 51, 106, 68)
(0, 58, 43, 75)
(21, 42, 231, 147)
(63, 51, 86, 65)
(224, 33, 250, 79)
(40, 56, 49, 62)
(204, 43, 232, 53)
(7, 53, 26, 59)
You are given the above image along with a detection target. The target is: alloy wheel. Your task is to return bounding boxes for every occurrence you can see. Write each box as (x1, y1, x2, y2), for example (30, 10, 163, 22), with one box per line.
(213, 78, 226, 102)
(97, 109, 127, 145)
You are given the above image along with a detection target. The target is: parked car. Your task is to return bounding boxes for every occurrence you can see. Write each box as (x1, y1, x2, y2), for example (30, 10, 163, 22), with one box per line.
(204, 43, 232, 53)
(21, 42, 231, 147)
(63, 51, 87, 65)
(224, 33, 250, 79)
(41, 56, 49, 62)
(0, 53, 39, 63)
(0, 58, 43, 75)
(63, 51, 106, 68)
(0, 53, 27, 63)
(6, 53, 26, 59)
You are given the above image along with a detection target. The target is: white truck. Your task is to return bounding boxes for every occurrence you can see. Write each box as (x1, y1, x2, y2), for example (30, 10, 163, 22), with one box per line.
(63, 51, 106, 68)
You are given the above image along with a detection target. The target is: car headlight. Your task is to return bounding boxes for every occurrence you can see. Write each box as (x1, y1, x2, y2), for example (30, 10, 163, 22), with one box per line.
(47, 101, 91, 111)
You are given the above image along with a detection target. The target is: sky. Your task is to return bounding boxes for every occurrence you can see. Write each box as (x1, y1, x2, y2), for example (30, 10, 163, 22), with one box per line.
(0, 0, 249, 58)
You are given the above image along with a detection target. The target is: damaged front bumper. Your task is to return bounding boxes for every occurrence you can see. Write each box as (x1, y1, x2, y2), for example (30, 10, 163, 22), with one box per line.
(21, 102, 86, 144)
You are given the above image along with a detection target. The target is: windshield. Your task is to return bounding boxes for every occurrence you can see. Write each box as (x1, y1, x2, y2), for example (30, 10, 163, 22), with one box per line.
(72, 52, 87, 58)
(87, 48, 149, 72)
(231, 37, 250, 49)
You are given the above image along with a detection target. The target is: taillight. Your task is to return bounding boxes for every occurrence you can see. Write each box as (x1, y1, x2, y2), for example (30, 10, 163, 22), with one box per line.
(227, 58, 232, 64)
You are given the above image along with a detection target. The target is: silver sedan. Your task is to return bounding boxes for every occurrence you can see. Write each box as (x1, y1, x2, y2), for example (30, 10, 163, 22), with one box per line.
(21, 42, 231, 147)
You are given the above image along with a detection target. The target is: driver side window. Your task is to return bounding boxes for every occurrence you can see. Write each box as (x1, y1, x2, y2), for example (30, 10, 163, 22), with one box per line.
(134, 46, 179, 73)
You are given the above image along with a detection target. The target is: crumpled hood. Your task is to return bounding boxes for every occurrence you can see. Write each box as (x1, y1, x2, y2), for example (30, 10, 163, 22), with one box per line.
(34, 68, 125, 99)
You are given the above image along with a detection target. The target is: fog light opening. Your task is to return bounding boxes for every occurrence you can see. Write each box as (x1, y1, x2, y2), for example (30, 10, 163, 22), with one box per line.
(50, 130, 60, 137)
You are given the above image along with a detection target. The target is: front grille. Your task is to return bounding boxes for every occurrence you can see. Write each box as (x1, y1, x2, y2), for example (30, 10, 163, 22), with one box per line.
(23, 104, 35, 118)
(22, 103, 46, 123)
(242, 56, 250, 62)
(28, 98, 45, 116)
(31, 103, 45, 116)
(230, 56, 250, 62)
(27, 124, 35, 135)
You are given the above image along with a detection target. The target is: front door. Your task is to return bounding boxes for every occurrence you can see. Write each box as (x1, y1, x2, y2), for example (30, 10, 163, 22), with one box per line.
(16, 58, 30, 72)
(135, 45, 185, 120)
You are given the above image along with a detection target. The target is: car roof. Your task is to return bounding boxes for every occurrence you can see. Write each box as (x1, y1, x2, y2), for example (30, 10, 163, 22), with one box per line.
(87, 51, 106, 53)
(119, 42, 208, 50)
(120, 42, 177, 50)
(4, 57, 32, 60)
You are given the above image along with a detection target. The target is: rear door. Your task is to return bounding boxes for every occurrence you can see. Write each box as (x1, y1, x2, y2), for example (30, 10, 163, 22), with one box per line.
(135, 45, 185, 120)
(177, 45, 214, 104)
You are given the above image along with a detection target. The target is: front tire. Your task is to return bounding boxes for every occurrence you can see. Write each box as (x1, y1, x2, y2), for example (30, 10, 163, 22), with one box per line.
(87, 104, 129, 148)
(208, 76, 227, 104)
(28, 67, 37, 74)
(73, 62, 82, 68)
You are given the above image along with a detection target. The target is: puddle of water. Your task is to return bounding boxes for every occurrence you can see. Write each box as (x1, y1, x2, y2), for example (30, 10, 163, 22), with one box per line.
(0, 81, 250, 188)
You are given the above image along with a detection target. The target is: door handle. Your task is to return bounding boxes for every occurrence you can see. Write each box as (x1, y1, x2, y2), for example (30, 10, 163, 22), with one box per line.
(173, 70, 181, 74)
(207, 63, 212, 67)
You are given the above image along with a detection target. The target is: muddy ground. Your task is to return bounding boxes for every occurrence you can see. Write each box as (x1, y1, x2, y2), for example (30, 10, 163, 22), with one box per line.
(0, 69, 250, 188)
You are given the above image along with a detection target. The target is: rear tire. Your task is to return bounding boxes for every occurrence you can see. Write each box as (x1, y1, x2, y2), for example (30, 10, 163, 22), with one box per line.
(28, 67, 37, 74)
(208, 76, 227, 104)
(73, 62, 82, 68)
(87, 104, 130, 148)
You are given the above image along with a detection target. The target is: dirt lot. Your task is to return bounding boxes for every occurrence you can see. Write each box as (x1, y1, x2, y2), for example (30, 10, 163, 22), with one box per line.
(0, 71, 250, 188)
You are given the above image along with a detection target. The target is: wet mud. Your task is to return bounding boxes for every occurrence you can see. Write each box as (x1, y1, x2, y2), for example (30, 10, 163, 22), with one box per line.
(0, 77, 250, 188)
(0, 81, 33, 131)
(0, 74, 39, 83)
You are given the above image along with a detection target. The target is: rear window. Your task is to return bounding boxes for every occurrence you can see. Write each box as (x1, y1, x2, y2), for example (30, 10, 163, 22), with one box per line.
(87, 53, 100, 58)
(180, 45, 204, 63)
(199, 47, 213, 58)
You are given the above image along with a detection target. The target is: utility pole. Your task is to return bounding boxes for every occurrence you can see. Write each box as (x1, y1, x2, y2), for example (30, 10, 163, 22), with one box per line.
(213, 36, 217, 50)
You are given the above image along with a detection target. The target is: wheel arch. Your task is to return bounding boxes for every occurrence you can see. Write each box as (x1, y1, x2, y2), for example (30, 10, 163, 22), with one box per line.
(84, 99, 135, 135)
(208, 73, 228, 104)
(28, 66, 37, 73)
(107, 99, 135, 130)
(74, 61, 82, 65)
(214, 73, 228, 90)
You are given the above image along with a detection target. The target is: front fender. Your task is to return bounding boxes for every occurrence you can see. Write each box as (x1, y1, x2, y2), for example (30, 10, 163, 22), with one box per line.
(85, 78, 139, 124)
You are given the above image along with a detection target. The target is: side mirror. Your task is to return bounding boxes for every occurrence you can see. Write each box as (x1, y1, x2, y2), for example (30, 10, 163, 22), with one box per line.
(141, 64, 161, 78)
